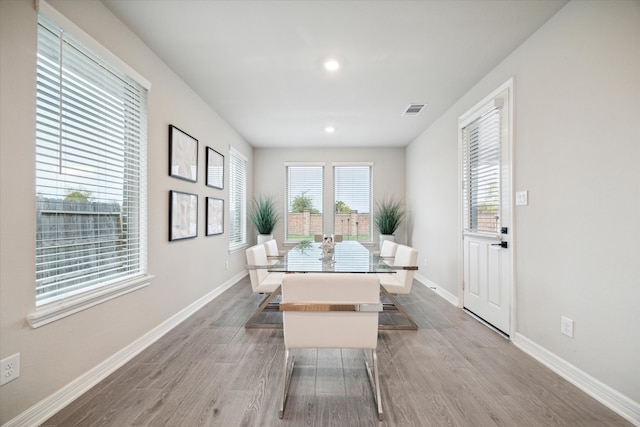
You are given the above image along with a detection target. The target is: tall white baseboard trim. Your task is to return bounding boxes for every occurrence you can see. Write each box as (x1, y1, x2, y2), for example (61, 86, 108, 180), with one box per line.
(513, 333, 640, 426)
(414, 273, 459, 307)
(3, 271, 247, 427)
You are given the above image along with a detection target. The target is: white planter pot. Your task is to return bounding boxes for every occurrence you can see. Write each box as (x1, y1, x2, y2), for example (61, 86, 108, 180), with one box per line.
(379, 234, 395, 249)
(257, 233, 273, 244)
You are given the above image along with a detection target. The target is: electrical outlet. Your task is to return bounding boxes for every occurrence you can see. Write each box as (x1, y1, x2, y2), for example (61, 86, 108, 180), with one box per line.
(0, 353, 20, 386)
(423, 258, 427, 268)
(225, 261, 229, 270)
(561, 316, 574, 338)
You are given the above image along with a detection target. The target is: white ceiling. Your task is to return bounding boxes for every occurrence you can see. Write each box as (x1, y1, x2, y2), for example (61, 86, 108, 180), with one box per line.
(101, 0, 567, 148)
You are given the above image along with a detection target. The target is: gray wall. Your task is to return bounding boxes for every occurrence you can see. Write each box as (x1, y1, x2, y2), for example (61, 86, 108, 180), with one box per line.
(0, 0, 252, 422)
(406, 0, 639, 404)
(253, 147, 406, 248)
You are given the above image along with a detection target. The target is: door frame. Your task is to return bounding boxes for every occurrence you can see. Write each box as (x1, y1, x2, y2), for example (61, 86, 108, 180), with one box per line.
(457, 77, 516, 337)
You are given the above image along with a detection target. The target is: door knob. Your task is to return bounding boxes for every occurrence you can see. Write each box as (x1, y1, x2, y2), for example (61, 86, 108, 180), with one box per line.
(492, 241, 508, 249)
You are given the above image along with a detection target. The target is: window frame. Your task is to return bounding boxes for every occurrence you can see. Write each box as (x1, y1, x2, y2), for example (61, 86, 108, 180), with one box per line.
(284, 162, 325, 243)
(461, 105, 503, 234)
(228, 146, 248, 252)
(459, 82, 512, 241)
(29, 3, 152, 328)
(333, 162, 373, 242)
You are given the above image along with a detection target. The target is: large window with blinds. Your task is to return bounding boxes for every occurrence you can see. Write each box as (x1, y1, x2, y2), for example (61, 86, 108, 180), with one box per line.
(229, 147, 247, 250)
(462, 105, 502, 233)
(285, 164, 324, 241)
(35, 13, 148, 306)
(333, 164, 372, 241)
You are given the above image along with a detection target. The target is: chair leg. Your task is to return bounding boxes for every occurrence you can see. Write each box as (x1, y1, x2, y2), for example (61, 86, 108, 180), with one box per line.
(373, 349, 383, 420)
(364, 348, 383, 421)
(245, 286, 282, 329)
(279, 348, 295, 419)
(379, 287, 418, 331)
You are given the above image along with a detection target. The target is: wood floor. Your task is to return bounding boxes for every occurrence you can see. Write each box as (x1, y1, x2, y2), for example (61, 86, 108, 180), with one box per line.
(43, 277, 630, 426)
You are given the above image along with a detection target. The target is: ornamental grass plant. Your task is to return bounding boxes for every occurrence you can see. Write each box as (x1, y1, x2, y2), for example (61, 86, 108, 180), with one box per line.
(374, 197, 406, 235)
(249, 194, 280, 234)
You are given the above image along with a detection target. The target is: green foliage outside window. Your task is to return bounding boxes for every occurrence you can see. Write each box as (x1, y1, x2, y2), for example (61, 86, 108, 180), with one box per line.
(291, 191, 319, 214)
(65, 189, 91, 202)
(334, 200, 351, 214)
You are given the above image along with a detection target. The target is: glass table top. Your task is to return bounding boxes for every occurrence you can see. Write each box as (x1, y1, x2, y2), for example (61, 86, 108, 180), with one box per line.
(268, 240, 395, 273)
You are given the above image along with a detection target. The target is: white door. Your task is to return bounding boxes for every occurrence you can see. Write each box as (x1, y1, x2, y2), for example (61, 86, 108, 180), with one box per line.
(460, 80, 513, 335)
(463, 233, 511, 333)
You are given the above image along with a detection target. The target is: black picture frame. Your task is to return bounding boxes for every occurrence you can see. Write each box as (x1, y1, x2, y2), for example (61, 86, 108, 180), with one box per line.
(169, 190, 198, 241)
(206, 197, 224, 236)
(169, 125, 198, 182)
(206, 147, 224, 189)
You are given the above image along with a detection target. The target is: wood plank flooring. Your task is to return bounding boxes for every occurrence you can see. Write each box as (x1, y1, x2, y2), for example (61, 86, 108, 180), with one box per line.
(43, 277, 631, 426)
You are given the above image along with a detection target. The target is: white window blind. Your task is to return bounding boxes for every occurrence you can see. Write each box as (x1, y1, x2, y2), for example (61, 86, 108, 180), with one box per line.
(35, 14, 148, 305)
(462, 107, 502, 233)
(285, 165, 324, 241)
(334, 165, 372, 241)
(229, 147, 247, 250)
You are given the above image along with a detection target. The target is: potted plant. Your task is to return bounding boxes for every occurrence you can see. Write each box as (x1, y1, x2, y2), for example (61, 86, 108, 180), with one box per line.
(374, 197, 406, 248)
(249, 194, 280, 244)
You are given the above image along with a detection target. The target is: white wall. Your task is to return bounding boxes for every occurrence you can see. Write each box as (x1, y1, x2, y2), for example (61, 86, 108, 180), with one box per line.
(253, 147, 406, 248)
(407, 0, 639, 408)
(0, 0, 252, 422)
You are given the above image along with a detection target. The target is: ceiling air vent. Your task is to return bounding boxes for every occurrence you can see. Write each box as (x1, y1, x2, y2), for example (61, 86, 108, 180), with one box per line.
(403, 104, 426, 116)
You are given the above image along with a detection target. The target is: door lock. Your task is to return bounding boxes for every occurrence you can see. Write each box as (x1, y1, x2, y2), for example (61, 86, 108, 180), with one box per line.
(492, 241, 508, 249)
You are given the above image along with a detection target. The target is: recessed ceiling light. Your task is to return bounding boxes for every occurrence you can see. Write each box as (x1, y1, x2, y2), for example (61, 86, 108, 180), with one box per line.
(324, 126, 335, 134)
(323, 58, 341, 72)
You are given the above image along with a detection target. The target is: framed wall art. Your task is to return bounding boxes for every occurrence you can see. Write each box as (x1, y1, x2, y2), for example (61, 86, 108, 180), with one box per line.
(169, 125, 198, 182)
(206, 147, 224, 189)
(169, 190, 198, 241)
(206, 197, 224, 236)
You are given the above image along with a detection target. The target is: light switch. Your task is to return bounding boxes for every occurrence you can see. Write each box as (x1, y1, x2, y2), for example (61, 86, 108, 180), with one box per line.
(515, 190, 528, 206)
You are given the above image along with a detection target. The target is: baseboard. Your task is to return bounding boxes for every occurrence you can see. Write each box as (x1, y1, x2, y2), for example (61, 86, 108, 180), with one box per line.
(414, 273, 459, 306)
(3, 271, 247, 427)
(513, 333, 640, 426)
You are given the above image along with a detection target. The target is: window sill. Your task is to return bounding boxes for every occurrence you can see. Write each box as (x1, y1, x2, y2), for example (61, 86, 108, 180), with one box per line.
(462, 231, 502, 241)
(229, 244, 248, 255)
(27, 274, 153, 328)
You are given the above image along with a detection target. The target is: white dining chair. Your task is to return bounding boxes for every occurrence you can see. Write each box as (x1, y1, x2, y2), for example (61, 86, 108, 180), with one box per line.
(245, 244, 285, 328)
(378, 244, 418, 295)
(279, 273, 383, 420)
(377, 244, 419, 330)
(264, 239, 282, 265)
(379, 240, 398, 264)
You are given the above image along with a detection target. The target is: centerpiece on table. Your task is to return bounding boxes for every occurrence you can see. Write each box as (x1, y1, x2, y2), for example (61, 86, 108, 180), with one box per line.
(320, 236, 335, 262)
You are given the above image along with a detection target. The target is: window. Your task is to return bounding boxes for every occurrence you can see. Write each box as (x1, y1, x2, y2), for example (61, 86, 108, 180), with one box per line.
(34, 12, 149, 309)
(462, 104, 502, 233)
(229, 147, 247, 250)
(333, 164, 372, 241)
(285, 164, 324, 241)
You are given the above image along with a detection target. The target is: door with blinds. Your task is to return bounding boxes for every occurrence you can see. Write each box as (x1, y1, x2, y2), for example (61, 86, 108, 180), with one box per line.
(460, 82, 513, 336)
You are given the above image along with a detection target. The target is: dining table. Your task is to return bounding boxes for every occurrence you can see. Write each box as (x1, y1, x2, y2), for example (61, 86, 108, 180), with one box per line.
(268, 240, 395, 274)
(246, 240, 418, 330)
